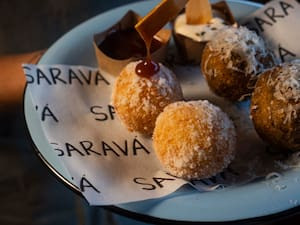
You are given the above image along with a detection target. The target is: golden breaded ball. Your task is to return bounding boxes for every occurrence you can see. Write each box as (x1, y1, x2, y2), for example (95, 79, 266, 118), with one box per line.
(153, 100, 236, 179)
(251, 60, 300, 151)
(112, 60, 183, 135)
(201, 26, 277, 101)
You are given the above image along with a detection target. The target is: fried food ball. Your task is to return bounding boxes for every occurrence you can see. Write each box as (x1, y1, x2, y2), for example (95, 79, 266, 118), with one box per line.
(251, 60, 300, 151)
(112, 60, 183, 135)
(201, 26, 277, 101)
(153, 100, 236, 179)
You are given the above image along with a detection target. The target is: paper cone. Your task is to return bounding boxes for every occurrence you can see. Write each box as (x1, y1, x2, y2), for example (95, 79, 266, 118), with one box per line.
(93, 10, 171, 76)
(173, 1, 236, 64)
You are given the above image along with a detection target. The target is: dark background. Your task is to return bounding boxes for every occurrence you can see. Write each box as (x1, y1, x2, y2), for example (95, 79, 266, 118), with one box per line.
(0, 0, 299, 224)
(0, 0, 137, 54)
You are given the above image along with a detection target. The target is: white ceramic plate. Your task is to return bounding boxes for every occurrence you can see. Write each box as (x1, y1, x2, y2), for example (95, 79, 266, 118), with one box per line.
(24, 0, 300, 223)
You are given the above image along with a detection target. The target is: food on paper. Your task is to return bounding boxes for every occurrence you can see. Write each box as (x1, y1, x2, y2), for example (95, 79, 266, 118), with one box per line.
(201, 26, 277, 101)
(112, 60, 183, 135)
(251, 60, 300, 151)
(153, 100, 236, 179)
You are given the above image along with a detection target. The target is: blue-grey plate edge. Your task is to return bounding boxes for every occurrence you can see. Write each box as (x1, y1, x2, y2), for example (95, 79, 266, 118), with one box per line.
(24, 0, 300, 222)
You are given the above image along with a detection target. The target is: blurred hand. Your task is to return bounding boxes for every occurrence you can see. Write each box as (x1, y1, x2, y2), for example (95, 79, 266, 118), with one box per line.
(0, 50, 44, 111)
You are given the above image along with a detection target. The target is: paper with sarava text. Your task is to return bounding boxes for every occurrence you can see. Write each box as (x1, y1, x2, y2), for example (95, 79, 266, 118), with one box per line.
(22, 0, 300, 206)
(23, 64, 190, 205)
(23, 63, 300, 205)
(242, 0, 300, 62)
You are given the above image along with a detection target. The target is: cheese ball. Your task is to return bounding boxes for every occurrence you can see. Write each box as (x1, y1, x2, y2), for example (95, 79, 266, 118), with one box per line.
(153, 100, 236, 179)
(251, 60, 300, 151)
(201, 26, 277, 101)
(112, 60, 183, 135)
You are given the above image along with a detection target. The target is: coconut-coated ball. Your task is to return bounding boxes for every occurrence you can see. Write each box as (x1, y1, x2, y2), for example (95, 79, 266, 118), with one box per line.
(251, 60, 300, 151)
(112, 60, 183, 135)
(153, 100, 236, 179)
(201, 26, 277, 101)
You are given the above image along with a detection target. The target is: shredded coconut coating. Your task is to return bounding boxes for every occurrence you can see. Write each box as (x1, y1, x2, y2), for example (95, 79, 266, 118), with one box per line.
(206, 26, 275, 76)
(153, 100, 236, 179)
(201, 26, 277, 101)
(251, 60, 300, 151)
(112, 60, 183, 135)
(272, 60, 300, 103)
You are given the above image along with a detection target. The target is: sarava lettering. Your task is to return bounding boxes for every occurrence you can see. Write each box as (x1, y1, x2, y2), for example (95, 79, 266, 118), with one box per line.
(278, 45, 296, 62)
(253, 1, 294, 32)
(133, 177, 176, 190)
(40, 104, 59, 122)
(80, 175, 100, 193)
(23, 66, 110, 86)
(51, 138, 150, 157)
(90, 105, 115, 121)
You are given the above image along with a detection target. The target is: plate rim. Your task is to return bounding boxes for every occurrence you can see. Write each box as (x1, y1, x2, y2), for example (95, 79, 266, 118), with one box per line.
(20, 109, 300, 224)
(20, 107, 300, 224)
(23, 0, 300, 223)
